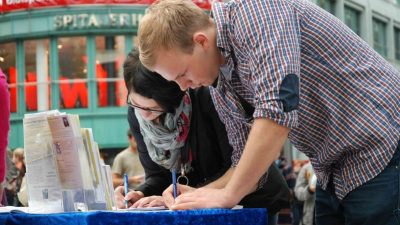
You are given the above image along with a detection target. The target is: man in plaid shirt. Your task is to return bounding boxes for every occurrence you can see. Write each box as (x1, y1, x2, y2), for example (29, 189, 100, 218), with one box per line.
(137, 0, 400, 224)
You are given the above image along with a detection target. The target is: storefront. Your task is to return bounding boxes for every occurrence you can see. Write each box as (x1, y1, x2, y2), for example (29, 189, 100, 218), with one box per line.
(0, 0, 215, 149)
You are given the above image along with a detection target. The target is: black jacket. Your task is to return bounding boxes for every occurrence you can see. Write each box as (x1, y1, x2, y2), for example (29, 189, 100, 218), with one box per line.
(128, 87, 290, 214)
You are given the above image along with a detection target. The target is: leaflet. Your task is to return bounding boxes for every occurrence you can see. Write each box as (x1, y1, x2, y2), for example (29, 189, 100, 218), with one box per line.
(47, 115, 83, 189)
(23, 111, 60, 163)
(24, 111, 64, 213)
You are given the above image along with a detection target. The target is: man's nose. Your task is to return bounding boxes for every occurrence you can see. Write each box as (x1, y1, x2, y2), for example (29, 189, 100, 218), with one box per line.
(176, 79, 190, 91)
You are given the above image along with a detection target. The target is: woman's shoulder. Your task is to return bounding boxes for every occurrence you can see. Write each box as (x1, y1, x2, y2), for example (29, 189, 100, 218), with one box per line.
(189, 86, 210, 97)
(189, 87, 213, 108)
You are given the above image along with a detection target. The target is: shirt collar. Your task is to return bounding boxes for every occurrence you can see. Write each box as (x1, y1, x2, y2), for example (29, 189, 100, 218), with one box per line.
(211, 2, 231, 57)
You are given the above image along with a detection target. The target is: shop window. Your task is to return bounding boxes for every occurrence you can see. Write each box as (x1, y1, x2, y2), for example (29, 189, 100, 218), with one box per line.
(344, 6, 361, 36)
(372, 18, 388, 57)
(58, 36, 88, 109)
(24, 39, 51, 112)
(95, 36, 127, 107)
(395, 27, 400, 61)
(0, 42, 17, 113)
(316, 0, 335, 15)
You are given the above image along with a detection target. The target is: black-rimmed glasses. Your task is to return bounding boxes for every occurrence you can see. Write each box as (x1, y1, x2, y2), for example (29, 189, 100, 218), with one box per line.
(126, 94, 165, 114)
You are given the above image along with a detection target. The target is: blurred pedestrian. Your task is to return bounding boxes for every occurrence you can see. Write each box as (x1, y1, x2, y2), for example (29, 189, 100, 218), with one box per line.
(112, 129, 145, 189)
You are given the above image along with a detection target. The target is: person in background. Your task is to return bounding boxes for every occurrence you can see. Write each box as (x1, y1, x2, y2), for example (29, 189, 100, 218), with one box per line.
(112, 129, 145, 189)
(114, 49, 290, 225)
(137, 0, 399, 224)
(295, 162, 316, 225)
(277, 156, 303, 225)
(12, 148, 28, 206)
(0, 68, 10, 206)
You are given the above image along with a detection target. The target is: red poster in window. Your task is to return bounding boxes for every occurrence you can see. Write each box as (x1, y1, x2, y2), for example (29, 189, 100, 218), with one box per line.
(59, 76, 88, 108)
(25, 72, 38, 111)
(96, 64, 108, 107)
(8, 67, 17, 113)
(24, 73, 51, 111)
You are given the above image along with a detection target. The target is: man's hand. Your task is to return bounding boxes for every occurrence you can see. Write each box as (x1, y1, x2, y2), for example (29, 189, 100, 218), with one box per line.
(162, 184, 195, 208)
(169, 187, 236, 210)
(114, 186, 144, 209)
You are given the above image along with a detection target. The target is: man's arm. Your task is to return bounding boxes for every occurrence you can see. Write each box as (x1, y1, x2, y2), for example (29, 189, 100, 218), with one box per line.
(112, 173, 144, 188)
(223, 118, 289, 203)
(203, 167, 233, 189)
(171, 118, 289, 209)
(112, 173, 123, 188)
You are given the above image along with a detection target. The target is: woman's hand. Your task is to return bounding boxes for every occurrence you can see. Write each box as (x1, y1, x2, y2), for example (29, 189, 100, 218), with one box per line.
(162, 184, 196, 208)
(132, 196, 166, 208)
(114, 186, 144, 209)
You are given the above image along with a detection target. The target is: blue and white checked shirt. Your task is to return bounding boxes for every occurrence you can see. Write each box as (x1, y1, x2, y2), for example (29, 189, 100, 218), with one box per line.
(209, 0, 400, 199)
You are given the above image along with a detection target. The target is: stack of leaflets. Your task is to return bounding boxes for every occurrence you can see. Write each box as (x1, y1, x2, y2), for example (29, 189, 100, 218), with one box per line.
(23, 110, 115, 213)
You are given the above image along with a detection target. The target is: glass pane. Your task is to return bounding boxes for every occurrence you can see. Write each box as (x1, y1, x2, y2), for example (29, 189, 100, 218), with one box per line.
(95, 36, 127, 107)
(0, 42, 17, 113)
(317, 0, 335, 14)
(24, 39, 51, 112)
(344, 6, 361, 36)
(58, 36, 88, 109)
(372, 19, 387, 57)
(395, 27, 400, 61)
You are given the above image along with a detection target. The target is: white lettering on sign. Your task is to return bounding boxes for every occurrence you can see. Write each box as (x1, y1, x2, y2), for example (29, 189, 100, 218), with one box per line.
(54, 13, 144, 29)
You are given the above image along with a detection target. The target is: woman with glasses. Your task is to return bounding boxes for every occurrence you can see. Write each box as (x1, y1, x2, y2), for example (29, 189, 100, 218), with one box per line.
(114, 49, 289, 224)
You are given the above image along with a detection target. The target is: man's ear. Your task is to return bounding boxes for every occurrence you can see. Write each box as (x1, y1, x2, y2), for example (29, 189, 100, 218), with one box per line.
(193, 32, 209, 49)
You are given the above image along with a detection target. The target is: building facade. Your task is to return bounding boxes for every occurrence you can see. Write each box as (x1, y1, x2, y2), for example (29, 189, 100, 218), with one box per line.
(313, 0, 400, 69)
(0, 0, 214, 149)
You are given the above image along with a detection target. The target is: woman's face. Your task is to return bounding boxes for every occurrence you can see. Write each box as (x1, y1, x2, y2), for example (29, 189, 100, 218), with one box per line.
(128, 92, 165, 121)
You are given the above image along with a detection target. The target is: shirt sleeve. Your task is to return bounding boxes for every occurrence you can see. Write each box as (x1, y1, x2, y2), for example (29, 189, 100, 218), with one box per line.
(233, 0, 301, 128)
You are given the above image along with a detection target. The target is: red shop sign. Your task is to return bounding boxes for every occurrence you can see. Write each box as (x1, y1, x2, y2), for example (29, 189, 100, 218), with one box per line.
(0, 0, 219, 13)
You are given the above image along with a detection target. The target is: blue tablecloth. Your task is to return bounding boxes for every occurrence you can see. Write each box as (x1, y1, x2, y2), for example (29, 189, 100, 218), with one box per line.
(0, 208, 266, 225)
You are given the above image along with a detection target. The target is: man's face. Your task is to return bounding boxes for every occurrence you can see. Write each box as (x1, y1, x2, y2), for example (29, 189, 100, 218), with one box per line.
(151, 44, 220, 91)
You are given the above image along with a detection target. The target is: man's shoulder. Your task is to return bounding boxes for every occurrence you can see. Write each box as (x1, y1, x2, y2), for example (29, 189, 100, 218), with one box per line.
(115, 148, 130, 158)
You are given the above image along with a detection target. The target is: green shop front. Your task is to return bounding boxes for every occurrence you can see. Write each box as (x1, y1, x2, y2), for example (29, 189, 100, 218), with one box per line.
(0, 0, 214, 150)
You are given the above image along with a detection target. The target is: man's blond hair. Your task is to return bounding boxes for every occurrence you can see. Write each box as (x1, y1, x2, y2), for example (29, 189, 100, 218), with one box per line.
(138, 0, 211, 69)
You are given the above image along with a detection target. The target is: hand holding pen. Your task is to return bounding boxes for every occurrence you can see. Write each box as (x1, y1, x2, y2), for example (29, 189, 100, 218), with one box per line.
(162, 182, 196, 209)
(114, 185, 144, 209)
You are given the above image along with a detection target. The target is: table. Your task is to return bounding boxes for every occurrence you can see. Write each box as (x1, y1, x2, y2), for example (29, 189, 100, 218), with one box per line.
(0, 208, 266, 225)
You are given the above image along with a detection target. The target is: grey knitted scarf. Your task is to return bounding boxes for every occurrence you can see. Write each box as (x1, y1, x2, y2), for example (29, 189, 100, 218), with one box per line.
(134, 93, 192, 171)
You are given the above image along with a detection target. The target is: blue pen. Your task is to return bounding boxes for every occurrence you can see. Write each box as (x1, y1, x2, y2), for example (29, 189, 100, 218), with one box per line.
(124, 173, 129, 208)
(172, 170, 177, 199)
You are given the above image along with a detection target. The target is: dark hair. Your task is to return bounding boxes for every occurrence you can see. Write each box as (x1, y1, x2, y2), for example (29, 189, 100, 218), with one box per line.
(123, 48, 185, 113)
